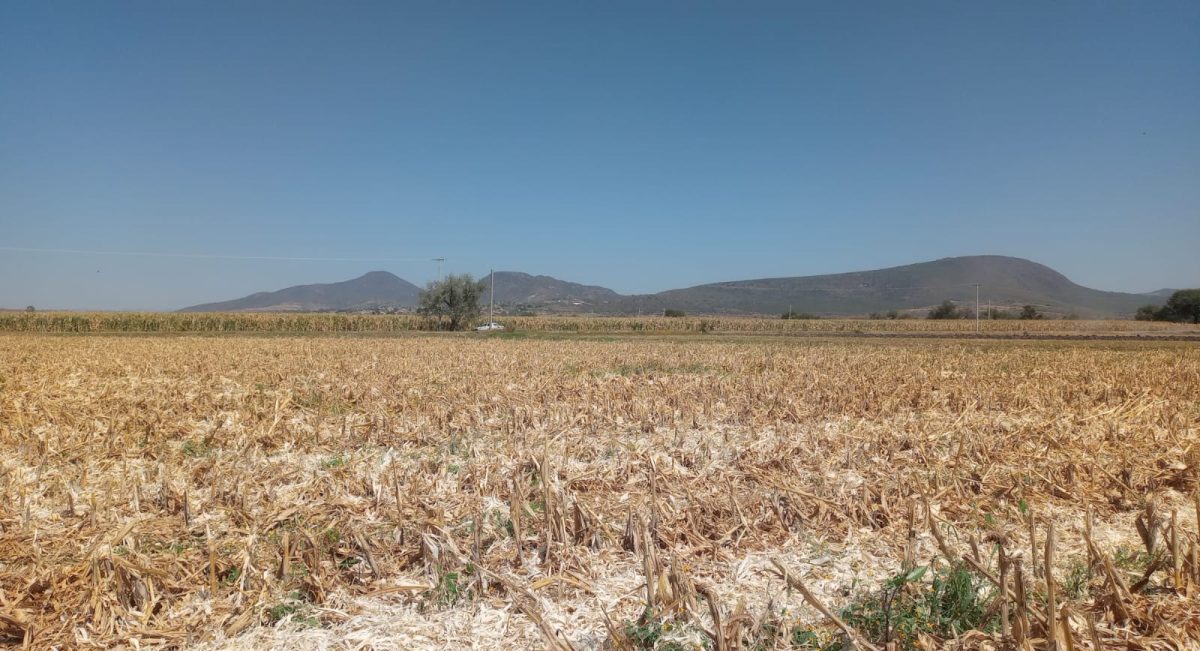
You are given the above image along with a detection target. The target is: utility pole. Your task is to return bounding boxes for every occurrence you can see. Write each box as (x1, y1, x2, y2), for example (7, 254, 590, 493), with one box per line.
(489, 269, 495, 322)
(972, 283, 981, 331)
(433, 257, 445, 281)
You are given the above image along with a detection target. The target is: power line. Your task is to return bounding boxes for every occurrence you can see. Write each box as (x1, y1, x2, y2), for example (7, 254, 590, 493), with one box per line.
(0, 246, 436, 264)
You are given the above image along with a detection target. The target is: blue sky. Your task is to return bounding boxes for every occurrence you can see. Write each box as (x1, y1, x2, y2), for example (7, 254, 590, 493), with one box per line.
(2, 1, 1197, 310)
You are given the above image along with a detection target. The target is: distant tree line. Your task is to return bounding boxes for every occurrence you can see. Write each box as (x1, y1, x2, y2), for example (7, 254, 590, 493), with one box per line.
(409, 279, 1200, 328)
(868, 310, 913, 320)
(926, 301, 1044, 320)
(1136, 289, 1200, 323)
(927, 300, 965, 319)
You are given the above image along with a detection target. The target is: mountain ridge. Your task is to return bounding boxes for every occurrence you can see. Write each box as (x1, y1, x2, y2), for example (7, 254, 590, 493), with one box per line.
(180, 271, 421, 312)
(179, 256, 1174, 317)
(622, 255, 1158, 317)
(486, 272, 621, 309)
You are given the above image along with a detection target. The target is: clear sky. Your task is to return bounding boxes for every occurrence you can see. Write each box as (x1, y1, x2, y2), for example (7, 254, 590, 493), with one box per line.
(2, 1, 1197, 310)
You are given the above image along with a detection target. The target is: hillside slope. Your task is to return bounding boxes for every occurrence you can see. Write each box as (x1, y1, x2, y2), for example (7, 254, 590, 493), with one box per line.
(628, 256, 1161, 317)
(180, 271, 421, 312)
(486, 272, 621, 311)
(178, 257, 1171, 317)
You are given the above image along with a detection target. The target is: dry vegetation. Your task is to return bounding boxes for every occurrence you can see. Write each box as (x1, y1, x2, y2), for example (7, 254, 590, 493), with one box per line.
(4, 311, 1200, 336)
(1, 333, 1198, 650)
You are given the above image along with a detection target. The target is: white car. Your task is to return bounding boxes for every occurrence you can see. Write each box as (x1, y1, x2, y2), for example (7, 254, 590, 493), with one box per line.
(475, 322, 505, 331)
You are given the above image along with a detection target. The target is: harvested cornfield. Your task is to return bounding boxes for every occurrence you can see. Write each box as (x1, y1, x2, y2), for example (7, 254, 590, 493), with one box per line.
(3, 311, 1199, 336)
(1, 334, 1198, 650)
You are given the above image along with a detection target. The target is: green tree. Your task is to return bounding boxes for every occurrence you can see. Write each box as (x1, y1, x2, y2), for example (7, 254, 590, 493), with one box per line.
(1165, 289, 1200, 324)
(1019, 305, 1042, 320)
(25, 305, 35, 312)
(1135, 304, 1163, 321)
(663, 309, 686, 317)
(418, 274, 483, 330)
(927, 300, 962, 320)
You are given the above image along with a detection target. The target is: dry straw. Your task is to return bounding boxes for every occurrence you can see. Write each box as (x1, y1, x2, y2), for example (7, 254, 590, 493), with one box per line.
(0, 333, 1197, 649)
(3, 311, 1200, 336)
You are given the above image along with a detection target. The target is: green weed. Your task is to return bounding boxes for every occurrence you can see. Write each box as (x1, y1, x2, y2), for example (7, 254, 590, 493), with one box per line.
(1113, 546, 1154, 571)
(623, 608, 705, 651)
(788, 627, 840, 650)
(266, 590, 320, 628)
(841, 564, 996, 648)
(181, 439, 211, 457)
(1062, 559, 1093, 599)
(320, 455, 347, 470)
(429, 566, 468, 606)
(492, 510, 514, 537)
(222, 567, 242, 586)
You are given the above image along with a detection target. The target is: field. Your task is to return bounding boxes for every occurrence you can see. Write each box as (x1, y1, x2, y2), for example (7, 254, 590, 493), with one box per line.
(4, 311, 1200, 337)
(1, 331, 1199, 650)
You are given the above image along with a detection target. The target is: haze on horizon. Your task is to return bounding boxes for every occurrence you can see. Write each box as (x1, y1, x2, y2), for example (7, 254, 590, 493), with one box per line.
(2, 1, 1197, 311)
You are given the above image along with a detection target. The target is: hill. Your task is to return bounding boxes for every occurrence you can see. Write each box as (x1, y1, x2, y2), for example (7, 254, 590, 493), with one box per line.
(485, 272, 621, 312)
(178, 256, 1172, 317)
(1142, 288, 1178, 300)
(180, 271, 421, 312)
(627, 256, 1161, 317)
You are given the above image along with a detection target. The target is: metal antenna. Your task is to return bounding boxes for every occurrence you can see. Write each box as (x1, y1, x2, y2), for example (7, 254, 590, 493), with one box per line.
(433, 257, 445, 281)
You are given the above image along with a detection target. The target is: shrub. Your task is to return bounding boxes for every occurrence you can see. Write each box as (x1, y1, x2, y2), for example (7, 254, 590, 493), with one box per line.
(927, 301, 963, 320)
(782, 310, 819, 320)
(663, 309, 686, 317)
(1136, 303, 1177, 322)
(1135, 304, 1162, 321)
(1019, 305, 1043, 320)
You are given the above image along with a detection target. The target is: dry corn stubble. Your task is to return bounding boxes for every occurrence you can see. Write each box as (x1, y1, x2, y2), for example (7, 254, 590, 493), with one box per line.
(0, 333, 1198, 650)
(4, 311, 1200, 336)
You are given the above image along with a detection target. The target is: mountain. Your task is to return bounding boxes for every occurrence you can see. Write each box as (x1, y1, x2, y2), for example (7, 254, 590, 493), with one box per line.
(1142, 288, 1178, 300)
(622, 256, 1165, 318)
(484, 272, 621, 311)
(180, 271, 421, 312)
(178, 256, 1175, 317)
